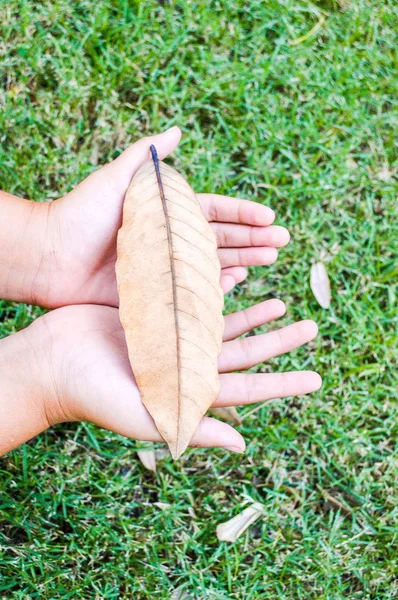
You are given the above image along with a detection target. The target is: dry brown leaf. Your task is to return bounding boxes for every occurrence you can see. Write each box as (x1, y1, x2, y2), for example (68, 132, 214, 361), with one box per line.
(137, 449, 157, 473)
(210, 406, 242, 425)
(310, 262, 331, 308)
(216, 502, 264, 542)
(116, 146, 224, 460)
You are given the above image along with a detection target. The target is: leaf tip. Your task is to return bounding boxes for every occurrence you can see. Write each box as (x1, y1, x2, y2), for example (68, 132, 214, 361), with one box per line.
(150, 144, 158, 163)
(137, 449, 157, 473)
(170, 442, 187, 461)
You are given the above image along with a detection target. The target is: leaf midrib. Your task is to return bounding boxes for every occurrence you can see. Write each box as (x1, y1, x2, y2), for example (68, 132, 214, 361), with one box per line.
(150, 145, 181, 457)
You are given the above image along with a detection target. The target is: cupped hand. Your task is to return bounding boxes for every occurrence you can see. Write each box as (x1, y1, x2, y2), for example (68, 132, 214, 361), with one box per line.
(45, 127, 289, 308)
(29, 301, 321, 453)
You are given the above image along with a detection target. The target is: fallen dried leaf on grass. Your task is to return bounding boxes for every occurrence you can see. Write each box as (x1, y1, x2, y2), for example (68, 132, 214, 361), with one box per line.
(210, 406, 242, 425)
(216, 502, 264, 542)
(310, 262, 331, 308)
(137, 449, 157, 473)
(116, 146, 224, 460)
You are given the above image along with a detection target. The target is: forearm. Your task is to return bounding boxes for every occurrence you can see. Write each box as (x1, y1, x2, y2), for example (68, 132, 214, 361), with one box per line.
(0, 191, 53, 306)
(0, 324, 54, 455)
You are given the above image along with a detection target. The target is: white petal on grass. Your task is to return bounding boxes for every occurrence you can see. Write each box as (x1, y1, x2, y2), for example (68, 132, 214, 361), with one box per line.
(216, 502, 264, 543)
(310, 262, 331, 309)
(210, 406, 242, 425)
(137, 449, 157, 473)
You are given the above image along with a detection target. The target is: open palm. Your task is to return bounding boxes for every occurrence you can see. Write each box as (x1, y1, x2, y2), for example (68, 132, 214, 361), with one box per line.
(35, 301, 321, 452)
(45, 127, 289, 308)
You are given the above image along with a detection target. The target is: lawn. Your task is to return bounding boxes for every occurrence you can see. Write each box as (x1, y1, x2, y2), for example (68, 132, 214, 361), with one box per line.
(0, 0, 397, 598)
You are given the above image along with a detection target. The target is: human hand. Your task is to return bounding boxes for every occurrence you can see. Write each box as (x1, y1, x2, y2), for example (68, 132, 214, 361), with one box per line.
(25, 301, 321, 453)
(42, 127, 289, 308)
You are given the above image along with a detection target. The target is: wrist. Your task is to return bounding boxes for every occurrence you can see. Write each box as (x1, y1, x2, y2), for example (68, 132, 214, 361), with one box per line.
(20, 315, 75, 426)
(0, 321, 56, 455)
(0, 193, 56, 307)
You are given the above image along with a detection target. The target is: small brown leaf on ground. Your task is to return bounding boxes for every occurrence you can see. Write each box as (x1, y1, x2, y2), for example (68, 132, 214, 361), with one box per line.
(210, 406, 242, 425)
(216, 502, 264, 542)
(137, 449, 157, 473)
(310, 262, 331, 308)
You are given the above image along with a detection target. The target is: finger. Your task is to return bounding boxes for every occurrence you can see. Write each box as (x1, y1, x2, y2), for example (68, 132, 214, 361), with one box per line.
(198, 193, 275, 226)
(93, 384, 245, 453)
(82, 126, 182, 200)
(220, 267, 248, 294)
(189, 417, 245, 452)
(223, 299, 286, 341)
(218, 247, 278, 268)
(212, 223, 290, 248)
(219, 320, 318, 373)
(220, 274, 235, 294)
(109, 410, 245, 453)
(106, 126, 182, 188)
(222, 266, 248, 283)
(215, 371, 322, 406)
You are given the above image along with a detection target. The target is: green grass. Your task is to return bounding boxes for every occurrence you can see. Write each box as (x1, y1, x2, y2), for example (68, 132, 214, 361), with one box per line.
(0, 0, 397, 597)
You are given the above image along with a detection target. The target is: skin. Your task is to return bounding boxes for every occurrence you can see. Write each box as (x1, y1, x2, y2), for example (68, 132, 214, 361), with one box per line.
(0, 126, 321, 455)
(0, 302, 321, 456)
(0, 127, 290, 308)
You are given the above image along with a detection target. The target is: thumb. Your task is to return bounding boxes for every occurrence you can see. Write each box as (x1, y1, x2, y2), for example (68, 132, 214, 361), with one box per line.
(190, 417, 246, 454)
(72, 126, 182, 204)
(101, 126, 182, 194)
